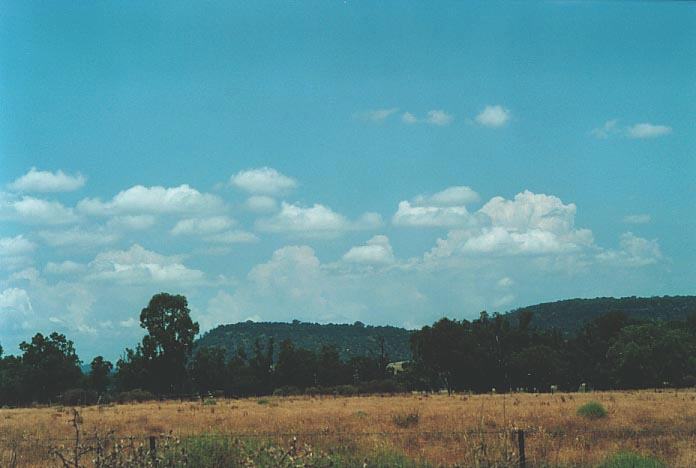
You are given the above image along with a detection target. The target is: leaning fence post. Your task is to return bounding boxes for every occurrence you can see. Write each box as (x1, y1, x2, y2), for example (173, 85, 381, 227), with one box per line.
(517, 429, 526, 468)
(149, 435, 157, 462)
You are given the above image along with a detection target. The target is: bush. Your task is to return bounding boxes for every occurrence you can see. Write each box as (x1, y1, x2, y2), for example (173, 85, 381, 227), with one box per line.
(577, 400, 607, 419)
(597, 451, 666, 468)
(392, 411, 419, 428)
(272, 386, 301, 397)
(61, 388, 98, 406)
(304, 386, 322, 396)
(333, 385, 359, 396)
(116, 389, 155, 404)
(359, 379, 406, 395)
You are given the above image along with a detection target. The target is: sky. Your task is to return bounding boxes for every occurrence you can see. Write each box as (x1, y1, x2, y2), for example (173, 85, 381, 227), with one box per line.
(0, 1, 694, 361)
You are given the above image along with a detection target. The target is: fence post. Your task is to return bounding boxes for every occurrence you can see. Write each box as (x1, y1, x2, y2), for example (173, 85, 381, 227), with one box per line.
(517, 429, 526, 468)
(149, 435, 157, 463)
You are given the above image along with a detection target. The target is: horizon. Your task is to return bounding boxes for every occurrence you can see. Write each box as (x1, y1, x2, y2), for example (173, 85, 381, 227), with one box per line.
(1, 1, 694, 361)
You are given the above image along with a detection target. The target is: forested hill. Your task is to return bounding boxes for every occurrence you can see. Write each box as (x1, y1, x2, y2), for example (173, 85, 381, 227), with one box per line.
(195, 321, 413, 361)
(505, 296, 696, 333)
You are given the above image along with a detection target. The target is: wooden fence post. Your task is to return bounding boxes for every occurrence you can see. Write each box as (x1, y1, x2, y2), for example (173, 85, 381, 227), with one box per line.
(517, 429, 526, 468)
(149, 435, 157, 463)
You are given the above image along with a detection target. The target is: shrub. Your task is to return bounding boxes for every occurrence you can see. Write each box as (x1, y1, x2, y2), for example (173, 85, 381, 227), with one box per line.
(577, 400, 607, 419)
(597, 451, 666, 468)
(333, 385, 359, 396)
(304, 386, 322, 396)
(272, 386, 301, 397)
(257, 398, 270, 405)
(359, 379, 406, 395)
(61, 388, 98, 406)
(392, 411, 419, 428)
(116, 389, 155, 404)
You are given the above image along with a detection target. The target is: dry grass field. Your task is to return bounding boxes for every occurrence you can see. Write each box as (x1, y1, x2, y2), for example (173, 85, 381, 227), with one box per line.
(2, 390, 696, 467)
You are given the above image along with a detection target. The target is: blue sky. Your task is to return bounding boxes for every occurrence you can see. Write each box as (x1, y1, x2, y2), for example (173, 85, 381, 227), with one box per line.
(1, 1, 694, 360)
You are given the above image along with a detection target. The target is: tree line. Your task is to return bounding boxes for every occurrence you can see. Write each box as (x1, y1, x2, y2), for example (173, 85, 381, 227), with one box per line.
(1, 292, 696, 406)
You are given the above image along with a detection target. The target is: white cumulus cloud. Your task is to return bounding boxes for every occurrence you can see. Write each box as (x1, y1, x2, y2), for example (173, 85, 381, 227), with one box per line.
(626, 123, 672, 139)
(171, 216, 235, 236)
(8, 167, 86, 193)
(257, 202, 381, 237)
(78, 184, 224, 216)
(1, 194, 79, 225)
(230, 167, 297, 195)
(413, 186, 480, 207)
(343, 235, 395, 265)
(393, 201, 477, 228)
(475, 105, 511, 128)
(425, 110, 454, 126)
(88, 244, 204, 284)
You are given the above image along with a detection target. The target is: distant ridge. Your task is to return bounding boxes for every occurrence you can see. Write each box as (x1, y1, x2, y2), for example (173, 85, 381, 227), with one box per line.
(195, 320, 413, 361)
(194, 296, 696, 359)
(505, 295, 696, 333)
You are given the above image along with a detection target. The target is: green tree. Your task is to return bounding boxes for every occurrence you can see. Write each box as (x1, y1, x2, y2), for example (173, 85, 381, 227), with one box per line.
(88, 356, 113, 395)
(139, 293, 199, 394)
(190, 346, 227, 394)
(19, 332, 82, 402)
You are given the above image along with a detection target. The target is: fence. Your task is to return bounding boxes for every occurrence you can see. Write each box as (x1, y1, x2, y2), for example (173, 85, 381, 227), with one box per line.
(3, 427, 696, 467)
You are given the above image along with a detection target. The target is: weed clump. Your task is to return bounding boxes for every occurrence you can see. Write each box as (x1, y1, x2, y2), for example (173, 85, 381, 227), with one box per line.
(577, 400, 607, 419)
(392, 411, 419, 428)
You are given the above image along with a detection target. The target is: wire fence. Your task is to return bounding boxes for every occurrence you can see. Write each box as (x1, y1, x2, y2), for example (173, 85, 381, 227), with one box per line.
(3, 427, 696, 467)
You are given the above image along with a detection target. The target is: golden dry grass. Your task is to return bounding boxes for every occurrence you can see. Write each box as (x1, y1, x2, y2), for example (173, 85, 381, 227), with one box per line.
(2, 390, 696, 466)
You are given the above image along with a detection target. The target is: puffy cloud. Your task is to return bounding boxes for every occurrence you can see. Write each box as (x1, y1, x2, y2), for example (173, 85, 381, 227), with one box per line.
(171, 216, 234, 236)
(402, 112, 418, 124)
(230, 167, 297, 195)
(479, 191, 577, 234)
(627, 123, 672, 139)
(0, 235, 35, 257)
(425, 110, 453, 126)
(244, 195, 278, 213)
(591, 119, 619, 139)
(257, 202, 382, 237)
(425, 191, 594, 260)
(0, 235, 36, 271)
(88, 244, 204, 284)
(413, 186, 480, 207)
(0, 287, 34, 331)
(395, 110, 452, 126)
(392, 201, 477, 228)
(1, 194, 79, 225)
(475, 105, 510, 128)
(38, 227, 119, 248)
(77, 184, 224, 216)
(623, 214, 651, 225)
(8, 167, 85, 193)
(597, 232, 662, 267)
(356, 108, 399, 123)
(592, 120, 672, 140)
(343, 235, 395, 265)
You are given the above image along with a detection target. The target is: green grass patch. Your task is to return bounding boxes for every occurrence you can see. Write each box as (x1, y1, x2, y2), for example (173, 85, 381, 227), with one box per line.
(577, 400, 607, 419)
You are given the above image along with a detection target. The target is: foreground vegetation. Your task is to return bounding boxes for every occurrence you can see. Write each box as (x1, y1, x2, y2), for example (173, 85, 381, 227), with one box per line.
(1, 391, 695, 467)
